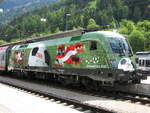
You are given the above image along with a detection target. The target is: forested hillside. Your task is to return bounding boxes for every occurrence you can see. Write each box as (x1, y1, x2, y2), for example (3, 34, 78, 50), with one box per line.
(0, 0, 149, 52)
(0, 0, 58, 23)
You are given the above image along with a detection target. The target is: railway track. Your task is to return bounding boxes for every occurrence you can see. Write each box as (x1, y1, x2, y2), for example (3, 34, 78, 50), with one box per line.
(87, 91, 150, 106)
(0, 75, 150, 113)
(67, 86, 150, 107)
(0, 75, 113, 113)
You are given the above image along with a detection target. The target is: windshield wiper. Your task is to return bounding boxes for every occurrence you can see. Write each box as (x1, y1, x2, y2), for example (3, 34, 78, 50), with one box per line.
(128, 49, 133, 57)
(119, 42, 125, 56)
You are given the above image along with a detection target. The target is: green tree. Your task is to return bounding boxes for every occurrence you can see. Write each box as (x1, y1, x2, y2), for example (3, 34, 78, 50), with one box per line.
(0, 40, 7, 45)
(126, 21, 136, 34)
(87, 18, 99, 29)
(125, 0, 149, 20)
(10, 38, 21, 42)
(137, 20, 150, 35)
(137, 20, 150, 50)
(119, 20, 136, 34)
(0, 0, 149, 43)
(118, 27, 128, 34)
(54, 27, 61, 33)
(128, 30, 145, 53)
(73, 26, 82, 30)
(133, 7, 141, 21)
(96, 0, 111, 10)
(96, 10, 113, 26)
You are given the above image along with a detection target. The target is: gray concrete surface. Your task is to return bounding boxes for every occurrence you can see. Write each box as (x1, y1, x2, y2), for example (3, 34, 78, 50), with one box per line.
(0, 76, 150, 113)
(0, 83, 82, 113)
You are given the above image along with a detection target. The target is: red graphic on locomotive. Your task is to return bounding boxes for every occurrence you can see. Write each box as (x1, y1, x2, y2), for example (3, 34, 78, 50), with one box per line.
(36, 53, 43, 59)
(13, 51, 24, 65)
(56, 42, 84, 67)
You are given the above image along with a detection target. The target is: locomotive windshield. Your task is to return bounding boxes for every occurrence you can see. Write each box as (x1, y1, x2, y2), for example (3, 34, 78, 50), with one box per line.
(108, 37, 132, 56)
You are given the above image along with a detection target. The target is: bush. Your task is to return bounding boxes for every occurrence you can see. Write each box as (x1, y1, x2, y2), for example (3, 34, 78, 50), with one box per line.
(128, 30, 145, 53)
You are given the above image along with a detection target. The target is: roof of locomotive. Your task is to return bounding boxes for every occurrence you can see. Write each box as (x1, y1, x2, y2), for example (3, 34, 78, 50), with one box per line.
(97, 31, 125, 39)
(11, 30, 125, 50)
(30, 31, 125, 44)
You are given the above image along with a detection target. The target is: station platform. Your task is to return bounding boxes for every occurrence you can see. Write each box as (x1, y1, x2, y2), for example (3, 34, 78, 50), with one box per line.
(0, 83, 82, 113)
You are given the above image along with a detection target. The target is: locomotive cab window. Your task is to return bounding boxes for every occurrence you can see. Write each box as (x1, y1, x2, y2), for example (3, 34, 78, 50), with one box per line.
(32, 47, 39, 56)
(90, 41, 97, 50)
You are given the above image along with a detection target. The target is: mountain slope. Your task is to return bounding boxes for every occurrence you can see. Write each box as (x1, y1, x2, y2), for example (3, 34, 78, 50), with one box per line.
(0, 0, 58, 23)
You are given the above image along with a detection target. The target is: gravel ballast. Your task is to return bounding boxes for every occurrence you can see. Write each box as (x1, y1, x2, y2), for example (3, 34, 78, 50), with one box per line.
(0, 76, 150, 113)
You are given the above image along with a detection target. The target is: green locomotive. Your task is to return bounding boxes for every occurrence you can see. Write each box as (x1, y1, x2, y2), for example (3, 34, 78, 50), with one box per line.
(7, 29, 141, 87)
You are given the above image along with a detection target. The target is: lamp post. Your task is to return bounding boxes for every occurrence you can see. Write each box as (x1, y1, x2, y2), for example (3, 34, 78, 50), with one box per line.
(65, 13, 71, 31)
(40, 18, 47, 34)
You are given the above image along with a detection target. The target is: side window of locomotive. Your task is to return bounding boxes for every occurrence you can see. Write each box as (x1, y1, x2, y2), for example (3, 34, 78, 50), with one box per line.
(44, 50, 50, 66)
(0, 55, 1, 60)
(2, 54, 5, 60)
(32, 47, 39, 56)
(90, 41, 97, 50)
(0, 54, 4, 61)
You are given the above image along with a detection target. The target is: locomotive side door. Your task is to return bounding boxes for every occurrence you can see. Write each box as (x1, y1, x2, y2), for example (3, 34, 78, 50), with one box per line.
(0, 46, 9, 71)
(81, 40, 109, 69)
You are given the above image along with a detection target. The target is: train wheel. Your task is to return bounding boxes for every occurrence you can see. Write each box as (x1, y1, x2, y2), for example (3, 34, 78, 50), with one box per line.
(132, 79, 141, 84)
(82, 78, 99, 91)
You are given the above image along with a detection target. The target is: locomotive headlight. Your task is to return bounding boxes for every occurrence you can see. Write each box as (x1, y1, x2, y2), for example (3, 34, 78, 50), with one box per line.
(118, 58, 135, 72)
(120, 59, 127, 65)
